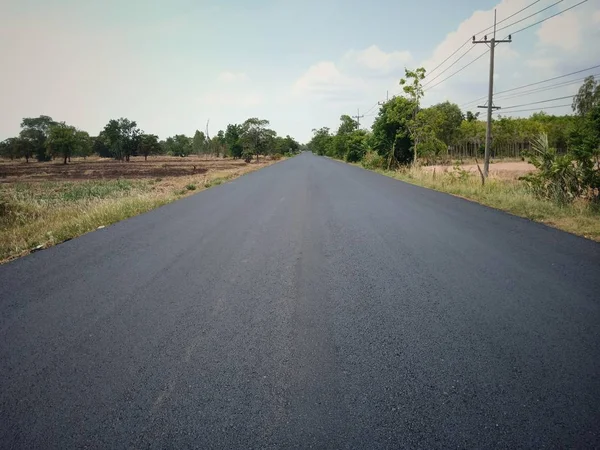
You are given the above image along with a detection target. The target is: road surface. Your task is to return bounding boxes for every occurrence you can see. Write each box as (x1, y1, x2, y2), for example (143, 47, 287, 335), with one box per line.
(1, 153, 599, 448)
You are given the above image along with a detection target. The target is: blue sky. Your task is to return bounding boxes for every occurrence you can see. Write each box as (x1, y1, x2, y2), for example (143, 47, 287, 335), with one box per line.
(1, 0, 599, 142)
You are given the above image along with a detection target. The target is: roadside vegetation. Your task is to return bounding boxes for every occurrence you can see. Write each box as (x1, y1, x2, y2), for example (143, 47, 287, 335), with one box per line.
(308, 71, 600, 240)
(1, 117, 301, 262)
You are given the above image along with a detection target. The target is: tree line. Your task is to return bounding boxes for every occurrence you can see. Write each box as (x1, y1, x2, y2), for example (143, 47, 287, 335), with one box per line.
(308, 71, 599, 203)
(0, 117, 301, 164)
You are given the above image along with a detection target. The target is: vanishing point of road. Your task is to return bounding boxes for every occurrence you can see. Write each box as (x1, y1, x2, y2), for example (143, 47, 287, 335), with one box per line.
(1, 153, 599, 448)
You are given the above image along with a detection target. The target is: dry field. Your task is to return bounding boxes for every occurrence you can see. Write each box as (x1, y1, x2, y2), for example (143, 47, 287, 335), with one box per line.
(422, 160, 536, 180)
(0, 155, 280, 262)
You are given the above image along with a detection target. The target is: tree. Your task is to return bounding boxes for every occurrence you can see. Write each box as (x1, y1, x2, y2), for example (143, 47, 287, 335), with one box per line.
(241, 118, 270, 161)
(0, 137, 33, 161)
(370, 96, 414, 168)
(308, 127, 333, 156)
(192, 130, 207, 155)
(20, 115, 57, 161)
(102, 118, 141, 161)
(345, 130, 368, 162)
(164, 134, 193, 157)
(466, 111, 480, 122)
(430, 101, 463, 147)
(139, 134, 161, 160)
(400, 67, 426, 165)
(92, 135, 111, 158)
(224, 124, 243, 159)
(46, 123, 88, 164)
(412, 108, 447, 163)
(572, 76, 600, 116)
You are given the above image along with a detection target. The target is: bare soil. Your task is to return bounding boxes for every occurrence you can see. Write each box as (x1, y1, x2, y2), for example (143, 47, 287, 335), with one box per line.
(423, 161, 535, 180)
(0, 156, 265, 183)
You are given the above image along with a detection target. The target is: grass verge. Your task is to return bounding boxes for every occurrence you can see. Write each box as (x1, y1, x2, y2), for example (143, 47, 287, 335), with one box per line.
(0, 160, 278, 263)
(365, 165, 600, 241)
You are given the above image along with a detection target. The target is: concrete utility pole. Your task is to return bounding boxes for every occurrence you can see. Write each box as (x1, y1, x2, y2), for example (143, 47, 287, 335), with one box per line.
(378, 91, 390, 107)
(353, 108, 364, 128)
(472, 9, 511, 178)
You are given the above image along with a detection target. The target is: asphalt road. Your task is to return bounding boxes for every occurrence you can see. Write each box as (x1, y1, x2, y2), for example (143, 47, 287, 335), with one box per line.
(1, 152, 600, 449)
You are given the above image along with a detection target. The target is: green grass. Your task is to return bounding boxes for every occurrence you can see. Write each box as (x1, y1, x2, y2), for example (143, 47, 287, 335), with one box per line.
(371, 166, 600, 241)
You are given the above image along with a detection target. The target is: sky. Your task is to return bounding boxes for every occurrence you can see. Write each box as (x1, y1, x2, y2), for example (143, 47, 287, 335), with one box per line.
(1, 0, 599, 143)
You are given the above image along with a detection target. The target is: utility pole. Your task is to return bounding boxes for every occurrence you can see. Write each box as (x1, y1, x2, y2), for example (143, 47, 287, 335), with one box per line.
(473, 9, 511, 178)
(353, 108, 364, 128)
(378, 91, 389, 107)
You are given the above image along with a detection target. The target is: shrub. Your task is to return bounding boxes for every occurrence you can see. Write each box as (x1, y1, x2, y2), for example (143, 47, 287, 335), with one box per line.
(521, 133, 597, 204)
(242, 150, 254, 163)
(271, 153, 283, 160)
(361, 150, 386, 170)
(185, 184, 196, 191)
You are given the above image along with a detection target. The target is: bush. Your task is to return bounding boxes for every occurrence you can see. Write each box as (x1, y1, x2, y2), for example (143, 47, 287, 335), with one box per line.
(185, 184, 196, 191)
(242, 150, 254, 163)
(521, 133, 599, 204)
(361, 150, 386, 170)
(271, 153, 283, 160)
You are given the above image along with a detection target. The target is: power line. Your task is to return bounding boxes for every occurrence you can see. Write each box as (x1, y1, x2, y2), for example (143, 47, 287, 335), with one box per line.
(501, 95, 574, 110)
(424, 49, 489, 92)
(495, 0, 566, 34)
(460, 64, 600, 107)
(508, 0, 589, 35)
(495, 74, 599, 101)
(363, 102, 379, 116)
(492, 103, 571, 114)
(425, 0, 543, 79)
(423, 46, 476, 88)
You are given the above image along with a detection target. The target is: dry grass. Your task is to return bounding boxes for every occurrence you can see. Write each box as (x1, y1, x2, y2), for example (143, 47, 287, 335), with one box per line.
(372, 165, 600, 241)
(0, 156, 279, 263)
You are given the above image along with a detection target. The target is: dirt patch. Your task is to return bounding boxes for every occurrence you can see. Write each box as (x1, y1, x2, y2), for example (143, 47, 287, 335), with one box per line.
(0, 156, 265, 183)
(423, 161, 535, 180)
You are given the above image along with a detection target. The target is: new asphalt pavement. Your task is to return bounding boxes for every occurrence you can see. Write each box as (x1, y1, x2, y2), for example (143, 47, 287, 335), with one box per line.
(1, 152, 599, 448)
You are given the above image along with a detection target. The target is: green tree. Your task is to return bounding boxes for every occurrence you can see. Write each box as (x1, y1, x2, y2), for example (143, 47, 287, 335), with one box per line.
(20, 115, 57, 161)
(192, 130, 207, 155)
(400, 67, 426, 165)
(46, 123, 89, 164)
(0, 137, 33, 161)
(308, 127, 333, 156)
(241, 118, 270, 161)
(572, 76, 600, 116)
(102, 118, 141, 161)
(429, 101, 463, 147)
(165, 134, 193, 157)
(412, 108, 447, 163)
(345, 130, 368, 162)
(224, 124, 243, 159)
(370, 96, 414, 168)
(139, 134, 161, 160)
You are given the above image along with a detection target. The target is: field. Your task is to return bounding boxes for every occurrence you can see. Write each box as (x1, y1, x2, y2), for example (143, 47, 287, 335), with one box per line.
(0, 156, 279, 263)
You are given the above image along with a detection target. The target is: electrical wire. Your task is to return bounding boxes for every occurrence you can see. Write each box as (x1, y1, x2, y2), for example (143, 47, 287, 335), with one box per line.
(501, 95, 574, 110)
(423, 46, 476, 88)
(495, 74, 600, 101)
(507, 0, 588, 36)
(425, 0, 544, 79)
(495, 0, 566, 34)
(424, 49, 489, 92)
(492, 103, 571, 114)
(460, 64, 600, 107)
(426, 1, 590, 95)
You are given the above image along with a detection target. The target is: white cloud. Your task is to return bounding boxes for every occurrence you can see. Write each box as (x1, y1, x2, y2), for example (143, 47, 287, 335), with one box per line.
(218, 71, 249, 83)
(292, 61, 365, 101)
(343, 45, 412, 74)
(536, 11, 581, 51)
